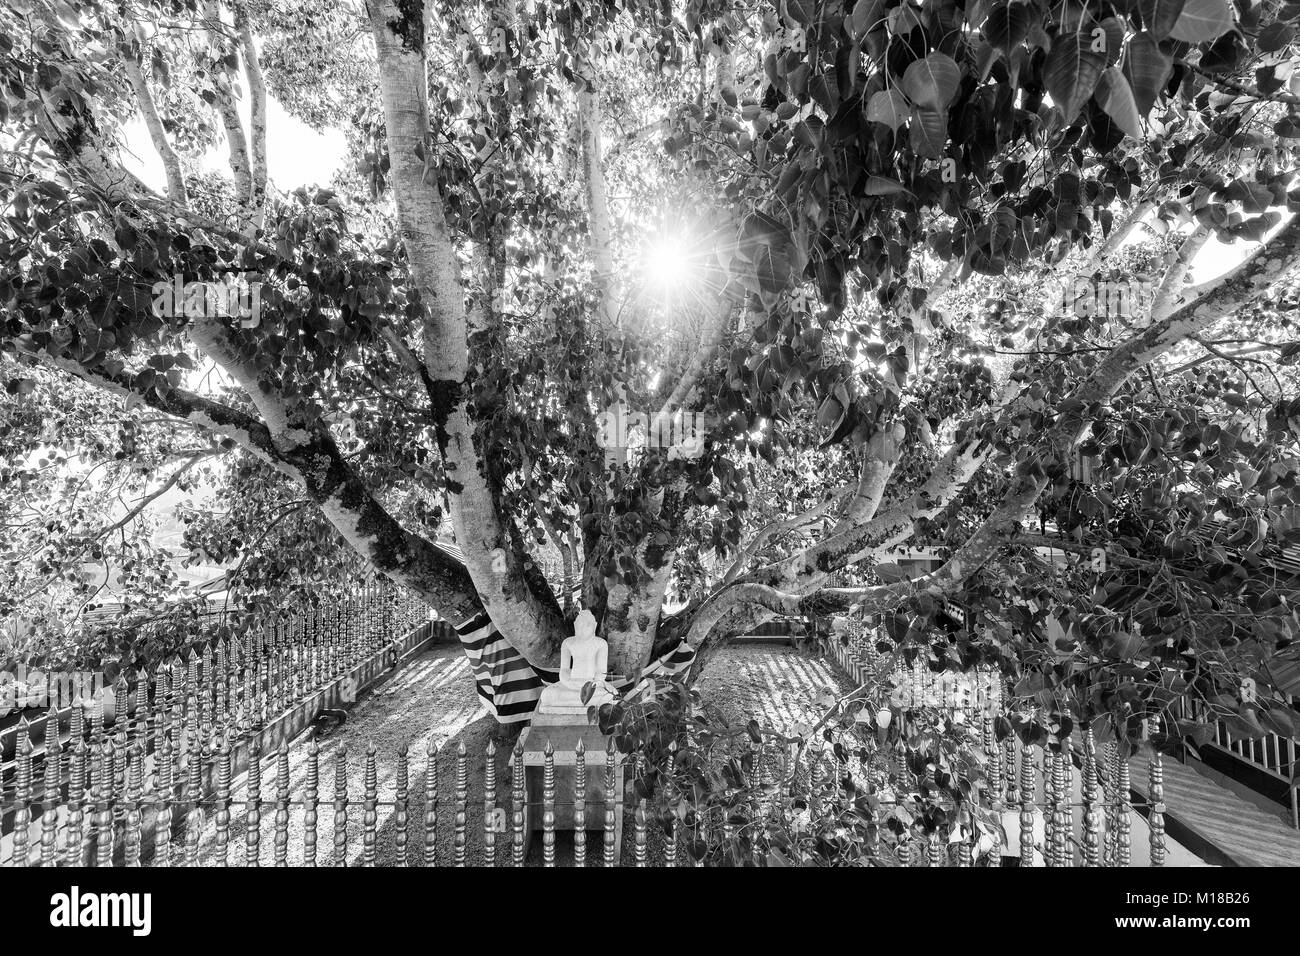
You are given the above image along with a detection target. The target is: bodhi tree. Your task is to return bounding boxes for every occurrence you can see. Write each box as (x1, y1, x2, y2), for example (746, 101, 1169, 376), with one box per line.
(3, 0, 1300, 743)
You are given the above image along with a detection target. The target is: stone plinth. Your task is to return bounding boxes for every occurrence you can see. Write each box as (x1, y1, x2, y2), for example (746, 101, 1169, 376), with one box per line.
(509, 725, 625, 855)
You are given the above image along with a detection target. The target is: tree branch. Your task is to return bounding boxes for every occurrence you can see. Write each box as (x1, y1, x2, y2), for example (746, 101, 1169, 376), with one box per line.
(1011, 533, 1163, 572)
(204, 0, 254, 232)
(119, 26, 188, 205)
(1076, 200, 1154, 276)
(576, 50, 616, 328)
(689, 211, 1300, 636)
(1183, 60, 1300, 107)
(236, 7, 268, 231)
(91, 447, 217, 538)
(186, 316, 485, 621)
(1150, 225, 1211, 321)
(723, 483, 851, 584)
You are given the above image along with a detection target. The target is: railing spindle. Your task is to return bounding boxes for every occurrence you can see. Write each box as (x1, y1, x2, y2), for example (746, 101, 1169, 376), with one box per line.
(154, 732, 174, 867)
(634, 798, 647, 867)
(1102, 738, 1117, 866)
(13, 719, 33, 867)
(275, 745, 291, 867)
(1003, 737, 1018, 807)
(1019, 745, 1035, 867)
(425, 745, 438, 866)
(124, 744, 143, 867)
(94, 739, 114, 867)
(1116, 749, 1132, 867)
(542, 741, 556, 867)
(511, 737, 525, 866)
(153, 668, 168, 752)
(114, 676, 129, 754)
(662, 743, 676, 867)
(215, 735, 232, 867)
(362, 743, 377, 867)
(65, 740, 88, 867)
(395, 744, 409, 867)
(246, 739, 262, 867)
(1148, 717, 1166, 867)
(574, 739, 587, 868)
(183, 733, 203, 867)
(304, 739, 320, 867)
(334, 747, 349, 866)
(454, 740, 468, 866)
(1056, 744, 1072, 867)
(41, 705, 62, 867)
(483, 739, 497, 866)
(1082, 730, 1101, 867)
(604, 739, 617, 867)
(134, 672, 151, 756)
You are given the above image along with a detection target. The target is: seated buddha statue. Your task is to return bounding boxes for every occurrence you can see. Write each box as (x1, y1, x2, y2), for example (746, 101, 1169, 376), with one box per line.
(534, 608, 617, 722)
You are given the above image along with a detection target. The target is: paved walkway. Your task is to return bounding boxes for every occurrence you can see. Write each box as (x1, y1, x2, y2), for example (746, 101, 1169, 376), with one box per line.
(1130, 755, 1300, 867)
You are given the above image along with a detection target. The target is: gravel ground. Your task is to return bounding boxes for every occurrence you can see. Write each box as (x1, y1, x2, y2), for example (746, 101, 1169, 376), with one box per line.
(173, 642, 851, 867)
(695, 642, 850, 730)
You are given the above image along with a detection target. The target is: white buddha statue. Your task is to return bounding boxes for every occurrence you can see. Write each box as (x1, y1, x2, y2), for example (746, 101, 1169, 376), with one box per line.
(534, 608, 617, 722)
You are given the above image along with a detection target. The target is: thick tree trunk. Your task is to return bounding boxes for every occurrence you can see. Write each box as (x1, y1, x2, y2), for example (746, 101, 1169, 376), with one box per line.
(366, 0, 564, 665)
(604, 557, 676, 678)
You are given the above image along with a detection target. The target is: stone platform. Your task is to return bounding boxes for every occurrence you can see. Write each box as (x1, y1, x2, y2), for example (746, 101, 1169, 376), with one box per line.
(511, 724, 625, 853)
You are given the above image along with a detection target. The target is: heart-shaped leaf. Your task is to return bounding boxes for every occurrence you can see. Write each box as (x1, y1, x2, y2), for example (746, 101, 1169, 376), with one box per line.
(1199, 29, 1248, 71)
(1096, 66, 1143, 139)
(753, 243, 792, 296)
(816, 394, 845, 428)
(983, 1, 1033, 50)
(989, 206, 1019, 253)
(1123, 31, 1173, 114)
(901, 53, 962, 110)
(1097, 17, 1125, 65)
(1258, 21, 1296, 53)
(909, 106, 948, 157)
(1044, 32, 1107, 122)
(849, 0, 888, 38)
(1168, 0, 1234, 42)
(866, 88, 910, 129)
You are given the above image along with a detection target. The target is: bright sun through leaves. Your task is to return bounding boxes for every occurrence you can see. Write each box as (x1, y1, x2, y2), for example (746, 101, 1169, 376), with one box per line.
(643, 237, 694, 290)
(635, 224, 726, 316)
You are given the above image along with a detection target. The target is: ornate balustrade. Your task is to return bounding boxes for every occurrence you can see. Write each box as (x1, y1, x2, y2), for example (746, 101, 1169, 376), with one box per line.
(0, 601, 1182, 867)
(0, 581, 434, 861)
(0, 703, 1169, 867)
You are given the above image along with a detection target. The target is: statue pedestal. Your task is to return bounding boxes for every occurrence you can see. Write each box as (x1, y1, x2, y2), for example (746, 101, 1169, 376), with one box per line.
(531, 708, 595, 727)
(508, 725, 625, 857)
